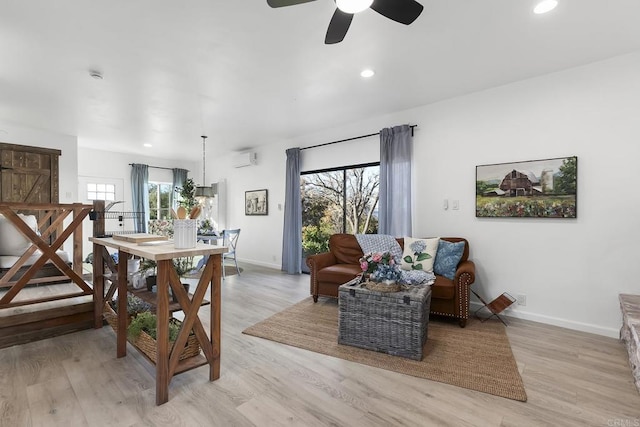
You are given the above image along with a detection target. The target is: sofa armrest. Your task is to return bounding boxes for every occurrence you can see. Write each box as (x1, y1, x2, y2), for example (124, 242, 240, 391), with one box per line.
(306, 252, 337, 271)
(306, 252, 338, 298)
(453, 260, 476, 325)
(455, 260, 475, 285)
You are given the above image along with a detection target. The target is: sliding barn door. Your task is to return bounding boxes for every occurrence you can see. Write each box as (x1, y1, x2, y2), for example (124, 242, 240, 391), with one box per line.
(0, 143, 60, 204)
(0, 143, 61, 240)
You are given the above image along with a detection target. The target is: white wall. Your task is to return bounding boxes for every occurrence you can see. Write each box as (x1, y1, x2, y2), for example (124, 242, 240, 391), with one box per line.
(209, 51, 640, 337)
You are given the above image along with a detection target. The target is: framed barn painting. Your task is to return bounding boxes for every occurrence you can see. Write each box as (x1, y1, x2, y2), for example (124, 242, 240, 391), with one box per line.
(476, 156, 577, 218)
(245, 189, 268, 215)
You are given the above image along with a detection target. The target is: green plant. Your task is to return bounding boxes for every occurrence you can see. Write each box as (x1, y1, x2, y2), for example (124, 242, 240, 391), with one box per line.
(127, 311, 181, 342)
(177, 178, 198, 212)
(302, 224, 330, 256)
(110, 294, 152, 317)
(141, 256, 192, 277)
(139, 258, 157, 276)
(173, 257, 194, 278)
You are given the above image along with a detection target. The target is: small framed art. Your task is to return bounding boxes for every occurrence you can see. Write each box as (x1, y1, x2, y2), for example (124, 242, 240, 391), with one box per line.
(245, 189, 268, 215)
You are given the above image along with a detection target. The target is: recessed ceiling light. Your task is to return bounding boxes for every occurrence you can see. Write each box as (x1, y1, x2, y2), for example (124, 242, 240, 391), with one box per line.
(360, 69, 375, 78)
(534, 0, 558, 14)
(143, 143, 152, 148)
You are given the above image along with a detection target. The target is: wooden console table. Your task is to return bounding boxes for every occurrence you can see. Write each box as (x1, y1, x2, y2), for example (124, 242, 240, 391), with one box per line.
(90, 237, 226, 405)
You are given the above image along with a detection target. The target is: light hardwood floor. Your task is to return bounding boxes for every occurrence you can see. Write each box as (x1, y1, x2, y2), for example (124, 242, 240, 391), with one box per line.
(1, 264, 639, 426)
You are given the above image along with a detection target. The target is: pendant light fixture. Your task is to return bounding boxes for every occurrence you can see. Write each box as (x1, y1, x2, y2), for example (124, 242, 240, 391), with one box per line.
(195, 135, 215, 198)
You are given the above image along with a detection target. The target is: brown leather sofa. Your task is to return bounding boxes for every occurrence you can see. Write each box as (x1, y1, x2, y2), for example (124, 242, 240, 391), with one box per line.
(306, 234, 476, 327)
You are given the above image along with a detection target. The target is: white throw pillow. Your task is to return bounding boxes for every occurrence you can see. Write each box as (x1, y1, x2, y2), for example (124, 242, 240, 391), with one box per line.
(401, 237, 439, 272)
(0, 213, 38, 256)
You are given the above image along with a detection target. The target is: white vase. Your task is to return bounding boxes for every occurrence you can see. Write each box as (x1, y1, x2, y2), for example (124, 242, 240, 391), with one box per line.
(173, 219, 197, 249)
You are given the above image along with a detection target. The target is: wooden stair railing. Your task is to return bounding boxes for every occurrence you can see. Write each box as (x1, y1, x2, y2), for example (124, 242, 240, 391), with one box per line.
(0, 202, 94, 348)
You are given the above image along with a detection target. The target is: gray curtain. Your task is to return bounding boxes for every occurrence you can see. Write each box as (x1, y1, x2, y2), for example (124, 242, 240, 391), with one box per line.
(379, 125, 413, 236)
(131, 163, 149, 233)
(281, 148, 302, 274)
(172, 168, 188, 209)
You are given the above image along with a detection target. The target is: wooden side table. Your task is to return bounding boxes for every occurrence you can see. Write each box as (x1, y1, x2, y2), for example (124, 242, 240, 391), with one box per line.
(471, 289, 515, 326)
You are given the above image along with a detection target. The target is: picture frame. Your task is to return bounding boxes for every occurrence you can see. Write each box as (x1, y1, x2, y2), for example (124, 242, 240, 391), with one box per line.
(245, 189, 268, 216)
(476, 156, 577, 218)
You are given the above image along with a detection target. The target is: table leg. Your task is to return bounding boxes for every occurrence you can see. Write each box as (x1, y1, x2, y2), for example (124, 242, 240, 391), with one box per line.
(210, 253, 221, 381)
(117, 250, 128, 358)
(93, 243, 104, 329)
(156, 260, 171, 405)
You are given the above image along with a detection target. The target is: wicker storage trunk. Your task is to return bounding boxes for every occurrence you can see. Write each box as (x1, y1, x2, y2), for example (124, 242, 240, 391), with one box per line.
(338, 280, 432, 360)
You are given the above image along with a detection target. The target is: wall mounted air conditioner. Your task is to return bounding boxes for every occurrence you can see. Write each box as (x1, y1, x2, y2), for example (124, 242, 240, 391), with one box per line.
(233, 151, 257, 168)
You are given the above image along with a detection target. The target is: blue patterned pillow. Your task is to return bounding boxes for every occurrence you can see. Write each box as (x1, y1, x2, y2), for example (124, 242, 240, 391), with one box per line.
(433, 240, 465, 280)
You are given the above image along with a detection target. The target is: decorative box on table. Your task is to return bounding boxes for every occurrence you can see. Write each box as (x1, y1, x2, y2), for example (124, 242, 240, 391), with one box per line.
(338, 278, 432, 360)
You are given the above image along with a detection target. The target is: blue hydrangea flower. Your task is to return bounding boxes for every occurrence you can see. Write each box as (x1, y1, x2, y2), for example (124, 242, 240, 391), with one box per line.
(410, 240, 426, 254)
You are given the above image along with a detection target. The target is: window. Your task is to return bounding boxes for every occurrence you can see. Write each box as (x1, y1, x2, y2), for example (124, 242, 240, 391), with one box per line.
(149, 181, 172, 220)
(87, 183, 116, 201)
(301, 163, 380, 270)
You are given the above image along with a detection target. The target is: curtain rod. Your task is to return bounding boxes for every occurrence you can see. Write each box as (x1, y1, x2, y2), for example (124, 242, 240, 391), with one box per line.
(128, 163, 189, 172)
(300, 125, 417, 151)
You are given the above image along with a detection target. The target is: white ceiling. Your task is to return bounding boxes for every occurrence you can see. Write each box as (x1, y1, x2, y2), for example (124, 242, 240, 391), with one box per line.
(1, 0, 639, 161)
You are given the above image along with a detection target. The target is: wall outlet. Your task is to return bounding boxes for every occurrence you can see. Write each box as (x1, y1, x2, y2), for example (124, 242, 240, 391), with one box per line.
(517, 294, 527, 306)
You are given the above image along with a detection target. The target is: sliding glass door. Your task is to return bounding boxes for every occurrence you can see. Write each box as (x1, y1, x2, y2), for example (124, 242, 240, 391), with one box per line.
(301, 163, 379, 272)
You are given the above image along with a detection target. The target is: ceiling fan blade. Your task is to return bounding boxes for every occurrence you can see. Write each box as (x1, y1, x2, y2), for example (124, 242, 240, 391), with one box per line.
(370, 0, 423, 25)
(325, 8, 353, 44)
(267, 0, 316, 8)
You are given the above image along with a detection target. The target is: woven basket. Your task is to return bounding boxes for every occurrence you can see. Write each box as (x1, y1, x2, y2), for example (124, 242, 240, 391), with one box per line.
(131, 325, 201, 363)
(103, 301, 128, 332)
(364, 280, 403, 293)
(103, 302, 201, 362)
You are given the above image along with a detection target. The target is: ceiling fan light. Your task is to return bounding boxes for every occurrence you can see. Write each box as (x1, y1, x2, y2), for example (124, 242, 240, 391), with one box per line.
(533, 0, 558, 14)
(336, 0, 373, 14)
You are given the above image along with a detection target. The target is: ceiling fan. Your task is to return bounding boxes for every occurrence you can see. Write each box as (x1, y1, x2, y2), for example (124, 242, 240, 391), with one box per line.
(267, 0, 424, 44)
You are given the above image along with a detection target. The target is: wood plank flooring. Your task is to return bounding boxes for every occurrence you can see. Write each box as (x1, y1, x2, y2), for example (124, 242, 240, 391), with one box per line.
(1, 264, 638, 426)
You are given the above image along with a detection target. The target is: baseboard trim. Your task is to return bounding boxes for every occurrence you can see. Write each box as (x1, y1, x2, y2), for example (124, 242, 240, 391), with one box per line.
(235, 258, 281, 270)
(470, 301, 619, 338)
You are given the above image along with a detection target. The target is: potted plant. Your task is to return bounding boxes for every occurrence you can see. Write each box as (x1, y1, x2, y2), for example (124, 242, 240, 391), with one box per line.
(175, 178, 200, 248)
(172, 257, 194, 302)
(139, 258, 158, 291)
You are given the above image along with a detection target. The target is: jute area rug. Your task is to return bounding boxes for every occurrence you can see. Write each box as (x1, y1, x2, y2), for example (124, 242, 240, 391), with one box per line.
(243, 297, 527, 402)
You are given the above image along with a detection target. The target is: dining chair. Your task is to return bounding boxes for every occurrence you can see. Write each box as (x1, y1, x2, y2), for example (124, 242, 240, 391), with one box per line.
(222, 229, 241, 279)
